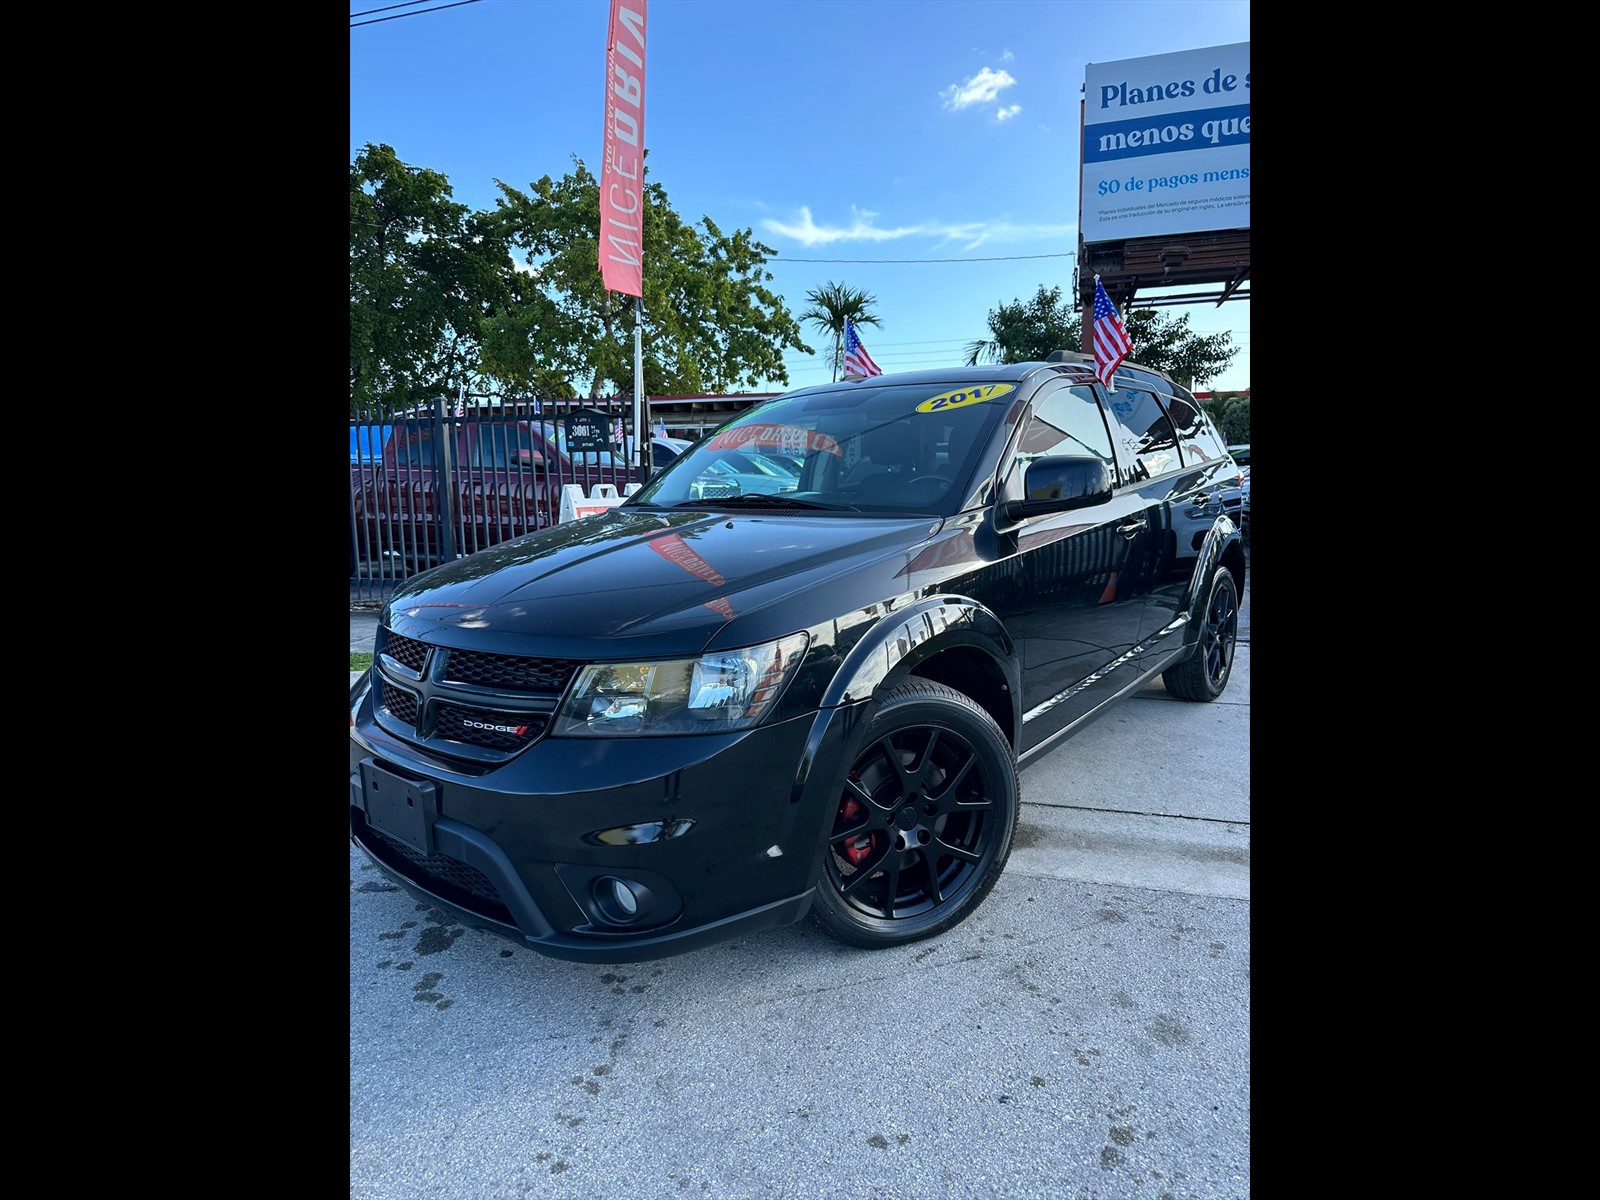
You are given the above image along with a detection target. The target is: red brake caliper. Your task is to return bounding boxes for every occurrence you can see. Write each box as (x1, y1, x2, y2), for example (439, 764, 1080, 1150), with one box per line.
(839, 794, 877, 866)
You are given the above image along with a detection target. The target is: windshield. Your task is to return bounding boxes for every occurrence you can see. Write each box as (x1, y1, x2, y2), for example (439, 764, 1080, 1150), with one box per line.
(626, 380, 1015, 514)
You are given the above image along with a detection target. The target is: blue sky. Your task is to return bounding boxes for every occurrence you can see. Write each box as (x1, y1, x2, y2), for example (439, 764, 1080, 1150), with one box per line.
(350, 0, 1250, 394)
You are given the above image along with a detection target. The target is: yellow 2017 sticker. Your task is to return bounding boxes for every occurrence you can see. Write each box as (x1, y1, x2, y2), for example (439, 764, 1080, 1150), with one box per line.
(914, 383, 1015, 414)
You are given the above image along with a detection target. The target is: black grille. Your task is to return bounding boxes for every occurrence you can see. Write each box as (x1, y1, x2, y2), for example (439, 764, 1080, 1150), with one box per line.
(370, 829, 505, 907)
(381, 682, 419, 725)
(442, 649, 580, 693)
(384, 632, 429, 673)
(435, 704, 550, 750)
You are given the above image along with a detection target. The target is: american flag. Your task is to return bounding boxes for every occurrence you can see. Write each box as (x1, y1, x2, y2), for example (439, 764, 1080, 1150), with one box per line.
(612, 416, 625, 445)
(1092, 275, 1134, 389)
(841, 317, 882, 380)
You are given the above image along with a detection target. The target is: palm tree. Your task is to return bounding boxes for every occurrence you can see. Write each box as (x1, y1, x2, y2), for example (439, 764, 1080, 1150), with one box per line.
(800, 282, 881, 382)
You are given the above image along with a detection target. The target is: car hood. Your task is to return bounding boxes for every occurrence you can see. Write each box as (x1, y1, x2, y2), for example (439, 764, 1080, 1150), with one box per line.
(384, 506, 940, 659)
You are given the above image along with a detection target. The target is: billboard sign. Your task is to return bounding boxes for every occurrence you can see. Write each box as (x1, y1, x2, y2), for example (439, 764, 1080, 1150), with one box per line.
(1080, 42, 1249, 244)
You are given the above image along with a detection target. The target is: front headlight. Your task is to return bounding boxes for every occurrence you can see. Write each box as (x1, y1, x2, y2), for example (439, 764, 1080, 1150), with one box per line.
(552, 632, 810, 737)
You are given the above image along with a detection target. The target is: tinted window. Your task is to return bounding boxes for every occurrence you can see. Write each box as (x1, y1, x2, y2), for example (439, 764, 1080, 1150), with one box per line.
(469, 424, 543, 469)
(1017, 383, 1115, 468)
(1161, 391, 1227, 466)
(1103, 387, 1181, 485)
(391, 424, 433, 468)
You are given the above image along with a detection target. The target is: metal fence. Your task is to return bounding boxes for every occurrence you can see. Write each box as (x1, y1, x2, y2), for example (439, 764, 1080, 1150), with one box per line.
(349, 397, 637, 607)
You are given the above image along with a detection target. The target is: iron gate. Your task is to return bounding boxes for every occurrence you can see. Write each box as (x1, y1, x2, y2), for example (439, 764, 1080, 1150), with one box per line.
(349, 397, 639, 607)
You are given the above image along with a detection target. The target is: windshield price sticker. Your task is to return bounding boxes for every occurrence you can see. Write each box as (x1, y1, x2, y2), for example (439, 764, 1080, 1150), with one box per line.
(915, 383, 1014, 414)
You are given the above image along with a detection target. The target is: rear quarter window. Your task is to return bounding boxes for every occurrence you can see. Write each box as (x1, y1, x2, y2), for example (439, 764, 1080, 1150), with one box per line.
(1103, 386, 1181, 484)
(1161, 392, 1228, 466)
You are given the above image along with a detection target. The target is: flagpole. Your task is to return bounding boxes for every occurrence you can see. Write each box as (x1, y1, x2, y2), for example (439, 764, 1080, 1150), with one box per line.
(1090, 274, 1098, 360)
(634, 295, 649, 482)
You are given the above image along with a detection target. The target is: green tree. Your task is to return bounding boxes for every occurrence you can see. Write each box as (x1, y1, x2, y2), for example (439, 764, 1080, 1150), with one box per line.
(1200, 390, 1247, 431)
(965, 284, 1077, 365)
(489, 155, 811, 398)
(1120, 309, 1237, 390)
(349, 143, 516, 414)
(1220, 396, 1250, 444)
(799, 282, 881, 382)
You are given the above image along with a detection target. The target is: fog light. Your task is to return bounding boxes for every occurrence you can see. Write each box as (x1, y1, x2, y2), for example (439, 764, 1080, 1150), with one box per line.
(610, 878, 638, 916)
(592, 875, 654, 925)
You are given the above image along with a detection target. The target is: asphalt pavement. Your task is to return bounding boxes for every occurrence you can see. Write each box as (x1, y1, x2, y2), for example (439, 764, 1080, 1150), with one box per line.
(348, 552, 1250, 1199)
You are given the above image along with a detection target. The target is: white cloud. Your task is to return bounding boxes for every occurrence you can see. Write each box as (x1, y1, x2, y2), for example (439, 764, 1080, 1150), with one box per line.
(1000, 50, 1014, 62)
(760, 205, 1074, 252)
(996, 105, 1021, 121)
(761, 206, 916, 246)
(940, 67, 1016, 112)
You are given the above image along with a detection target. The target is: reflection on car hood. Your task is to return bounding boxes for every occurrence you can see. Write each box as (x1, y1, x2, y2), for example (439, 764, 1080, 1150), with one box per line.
(385, 507, 938, 659)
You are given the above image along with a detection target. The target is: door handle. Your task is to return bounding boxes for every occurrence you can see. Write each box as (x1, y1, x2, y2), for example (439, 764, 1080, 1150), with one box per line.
(1193, 492, 1212, 506)
(1117, 518, 1147, 538)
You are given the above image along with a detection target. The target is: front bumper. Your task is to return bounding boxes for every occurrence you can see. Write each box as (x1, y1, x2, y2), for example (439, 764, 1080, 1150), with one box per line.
(349, 688, 863, 962)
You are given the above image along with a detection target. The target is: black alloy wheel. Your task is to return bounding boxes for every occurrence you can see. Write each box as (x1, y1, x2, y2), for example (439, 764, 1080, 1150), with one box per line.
(1162, 565, 1239, 702)
(810, 679, 1018, 949)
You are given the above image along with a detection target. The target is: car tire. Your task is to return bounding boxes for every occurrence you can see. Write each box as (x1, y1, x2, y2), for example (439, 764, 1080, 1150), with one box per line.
(1161, 565, 1239, 702)
(809, 679, 1018, 950)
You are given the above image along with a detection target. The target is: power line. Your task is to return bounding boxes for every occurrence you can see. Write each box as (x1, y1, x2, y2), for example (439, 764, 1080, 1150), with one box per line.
(791, 336, 973, 351)
(351, 0, 482, 28)
(768, 252, 1076, 264)
(351, 1, 433, 17)
(777, 334, 1248, 359)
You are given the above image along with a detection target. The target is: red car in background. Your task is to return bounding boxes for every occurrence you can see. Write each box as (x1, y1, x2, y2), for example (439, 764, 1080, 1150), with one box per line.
(351, 414, 639, 576)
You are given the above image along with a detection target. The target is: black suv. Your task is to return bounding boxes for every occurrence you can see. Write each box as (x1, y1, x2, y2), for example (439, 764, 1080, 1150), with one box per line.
(349, 354, 1246, 962)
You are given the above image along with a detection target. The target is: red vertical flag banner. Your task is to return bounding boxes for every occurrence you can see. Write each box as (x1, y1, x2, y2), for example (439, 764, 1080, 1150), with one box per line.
(600, 0, 648, 297)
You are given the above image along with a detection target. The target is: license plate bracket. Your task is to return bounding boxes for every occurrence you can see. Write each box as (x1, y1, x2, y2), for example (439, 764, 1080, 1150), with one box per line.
(360, 758, 438, 856)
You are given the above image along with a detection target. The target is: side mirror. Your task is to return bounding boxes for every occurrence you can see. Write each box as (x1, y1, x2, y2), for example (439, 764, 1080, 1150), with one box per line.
(1001, 456, 1114, 522)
